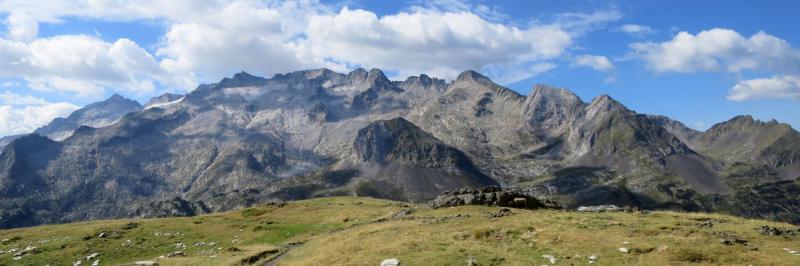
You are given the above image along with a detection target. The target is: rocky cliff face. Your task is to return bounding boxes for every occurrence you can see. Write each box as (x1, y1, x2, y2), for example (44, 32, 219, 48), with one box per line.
(2, 68, 800, 228)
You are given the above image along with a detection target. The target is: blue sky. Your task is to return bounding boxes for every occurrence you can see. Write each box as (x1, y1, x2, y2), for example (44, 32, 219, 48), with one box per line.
(0, 0, 798, 136)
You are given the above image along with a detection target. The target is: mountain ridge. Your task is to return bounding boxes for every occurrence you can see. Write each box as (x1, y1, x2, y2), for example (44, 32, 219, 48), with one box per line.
(2, 68, 800, 229)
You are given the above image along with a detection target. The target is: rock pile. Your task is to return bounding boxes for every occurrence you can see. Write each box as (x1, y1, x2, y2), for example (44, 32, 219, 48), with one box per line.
(758, 225, 799, 236)
(430, 186, 547, 209)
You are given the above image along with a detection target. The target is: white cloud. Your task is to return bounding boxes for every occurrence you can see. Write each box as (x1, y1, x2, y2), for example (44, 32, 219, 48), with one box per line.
(728, 75, 800, 101)
(0, 0, 618, 98)
(156, 1, 329, 84)
(409, 0, 510, 23)
(616, 24, 653, 36)
(573, 55, 615, 71)
(691, 122, 707, 130)
(630, 28, 800, 74)
(0, 35, 175, 97)
(0, 91, 78, 136)
(553, 9, 623, 36)
(482, 62, 557, 85)
(631, 28, 800, 101)
(304, 7, 571, 81)
(4, 10, 38, 41)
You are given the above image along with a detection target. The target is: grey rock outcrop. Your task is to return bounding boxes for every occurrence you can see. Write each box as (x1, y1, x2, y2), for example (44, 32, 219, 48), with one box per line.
(430, 186, 546, 209)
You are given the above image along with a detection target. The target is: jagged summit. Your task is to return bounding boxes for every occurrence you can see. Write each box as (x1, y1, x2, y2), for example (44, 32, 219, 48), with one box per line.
(455, 70, 490, 82)
(217, 71, 268, 88)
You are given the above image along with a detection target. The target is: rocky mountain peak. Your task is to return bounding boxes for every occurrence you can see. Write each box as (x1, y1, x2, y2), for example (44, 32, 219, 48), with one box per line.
(347, 68, 368, 79)
(217, 71, 268, 88)
(587, 94, 626, 113)
(402, 74, 447, 92)
(109, 93, 125, 101)
(529, 84, 583, 104)
(144, 93, 183, 108)
(523, 84, 585, 135)
(455, 70, 491, 84)
(709, 115, 792, 133)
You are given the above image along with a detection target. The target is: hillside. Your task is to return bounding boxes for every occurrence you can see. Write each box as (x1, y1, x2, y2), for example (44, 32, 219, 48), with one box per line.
(1, 197, 800, 265)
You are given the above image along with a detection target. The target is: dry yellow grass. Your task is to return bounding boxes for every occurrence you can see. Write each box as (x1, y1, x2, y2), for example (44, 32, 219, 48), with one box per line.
(1, 197, 799, 265)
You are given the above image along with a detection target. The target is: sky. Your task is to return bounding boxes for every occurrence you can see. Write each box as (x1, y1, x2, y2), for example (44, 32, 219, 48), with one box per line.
(0, 0, 799, 136)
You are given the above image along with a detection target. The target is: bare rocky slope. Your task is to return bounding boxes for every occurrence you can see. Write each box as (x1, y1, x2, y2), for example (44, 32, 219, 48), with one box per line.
(0, 94, 143, 149)
(1, 68, 800, 228)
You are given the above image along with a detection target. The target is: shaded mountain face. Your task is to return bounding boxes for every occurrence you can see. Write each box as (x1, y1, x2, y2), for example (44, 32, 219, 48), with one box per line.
(2, 68, 800, 228)
(34, 94, 143, 141)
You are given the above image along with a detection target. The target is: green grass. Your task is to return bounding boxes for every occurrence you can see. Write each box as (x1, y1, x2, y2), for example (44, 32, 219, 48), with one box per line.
(2, 197, 800, 265)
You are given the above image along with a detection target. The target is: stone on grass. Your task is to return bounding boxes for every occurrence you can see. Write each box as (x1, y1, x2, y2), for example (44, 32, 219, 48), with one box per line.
(380, 258, 399, 266)
(542, 254, 557, 264)
(577, 205, 622, 212)
(618, 247, 629, 253)
(467, 256, 477, 266)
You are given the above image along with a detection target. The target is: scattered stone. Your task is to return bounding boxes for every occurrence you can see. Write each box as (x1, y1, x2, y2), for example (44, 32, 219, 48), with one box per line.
(487, 208, 513, 218)
(98, 232, 107, 238)
(92, 260, 100, 266)
(467, 256, 478, 266)
(542, 254, 557, 264)
(132, 261, 159, 266)
(697, 221, 714, 228)
(86, 253, 99, 260)
(167, 251, 186, 258)
(175, 242, 186, 249)
(13, 256, 23, 261)
(392, 208, 416, 219)
(578, 205, 623, 212)
(657, 245, 670, 252)
(73, 260, 82, 266)
(714, 231, 753, 249)
(380, 258, 400, 266)
(122, 240, 133, 247)
(758, 225, 799, 236)
(1, 239, 10, 244)
(588, 254, 598, 263)
(121, 222, 139, 230)
(618, 247, 629, 253)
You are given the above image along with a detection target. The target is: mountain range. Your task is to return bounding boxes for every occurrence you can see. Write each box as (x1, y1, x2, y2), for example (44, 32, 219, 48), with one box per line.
(1, 68, 799, 229)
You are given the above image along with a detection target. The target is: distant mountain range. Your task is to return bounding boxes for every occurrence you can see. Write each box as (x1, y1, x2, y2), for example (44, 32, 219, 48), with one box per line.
(2, 68, 799, 228)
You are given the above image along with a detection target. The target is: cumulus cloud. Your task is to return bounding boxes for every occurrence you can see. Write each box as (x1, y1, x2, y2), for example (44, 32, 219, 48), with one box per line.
(0, 35, 176, 97)
(304, 7, 571, 80)
(631, 28, 800, 101)
(0, 0, 622, 102)
(728, 75, 800, 101)
(0, 91, 78, 136)
(156, 1, 329, 84)
(630, 28, 800, 74)
(4, 10, 38, 41)
(616, 24, 654, 36)
(573, 55, 615, 71)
